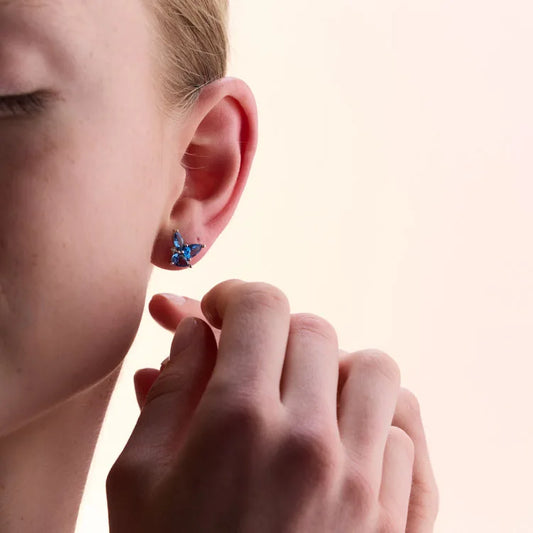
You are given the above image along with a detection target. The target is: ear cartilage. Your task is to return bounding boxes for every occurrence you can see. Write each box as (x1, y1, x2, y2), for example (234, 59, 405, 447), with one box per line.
(169, 229, 205, 269)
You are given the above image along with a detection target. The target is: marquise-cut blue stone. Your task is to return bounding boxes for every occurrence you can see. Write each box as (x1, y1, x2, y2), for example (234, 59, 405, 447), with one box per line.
(182, 246, 192, 260)
(189, 244, 203, 257)
(173, 231, 184, 249)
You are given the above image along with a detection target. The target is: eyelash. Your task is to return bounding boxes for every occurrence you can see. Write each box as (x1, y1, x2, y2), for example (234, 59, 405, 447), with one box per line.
(0, 92, 47, 117)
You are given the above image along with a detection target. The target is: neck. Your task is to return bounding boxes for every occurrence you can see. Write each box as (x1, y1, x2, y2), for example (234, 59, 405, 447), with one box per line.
(0, 364, 122, 533)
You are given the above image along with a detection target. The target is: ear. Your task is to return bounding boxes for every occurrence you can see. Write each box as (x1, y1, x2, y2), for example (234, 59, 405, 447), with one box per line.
(151, 77, 258, 270)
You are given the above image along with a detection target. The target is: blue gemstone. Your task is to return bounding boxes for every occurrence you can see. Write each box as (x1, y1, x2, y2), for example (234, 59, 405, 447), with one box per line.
(182, 246, 192, 260)
(173, 231, 184, 249)
(172, 253, 189, 268)
(189, 243, 204, 257)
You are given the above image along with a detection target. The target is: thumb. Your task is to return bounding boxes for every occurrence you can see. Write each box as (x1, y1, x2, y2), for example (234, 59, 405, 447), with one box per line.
(124, 317, 218, 455)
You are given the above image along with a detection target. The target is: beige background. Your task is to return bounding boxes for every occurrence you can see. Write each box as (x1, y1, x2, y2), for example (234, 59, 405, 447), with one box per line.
(76, 1, 533, 531)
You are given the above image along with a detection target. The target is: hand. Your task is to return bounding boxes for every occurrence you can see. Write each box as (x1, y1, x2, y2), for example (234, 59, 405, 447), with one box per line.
(138, 289, 439, 531)
(107, 280, 439, 532)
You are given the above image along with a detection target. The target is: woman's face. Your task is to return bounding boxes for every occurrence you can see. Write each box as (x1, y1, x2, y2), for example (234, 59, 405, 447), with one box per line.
(0, 0, 184, 434)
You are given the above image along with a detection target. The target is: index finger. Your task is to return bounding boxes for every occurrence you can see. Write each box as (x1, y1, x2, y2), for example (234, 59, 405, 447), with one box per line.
(149, 293, 222, 344)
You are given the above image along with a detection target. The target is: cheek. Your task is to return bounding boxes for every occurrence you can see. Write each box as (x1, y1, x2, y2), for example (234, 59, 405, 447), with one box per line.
(0, 115, 164, 434)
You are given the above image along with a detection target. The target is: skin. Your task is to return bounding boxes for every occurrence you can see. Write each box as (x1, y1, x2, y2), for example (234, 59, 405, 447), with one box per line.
(0, 1, 438, 532)
(0, 0, 256, 531)
(109, 282, 439, 532)
(144, 294, 439, 531)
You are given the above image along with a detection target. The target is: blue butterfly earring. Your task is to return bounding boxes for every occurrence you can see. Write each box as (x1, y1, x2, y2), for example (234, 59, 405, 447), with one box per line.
(170, 229, 205, 268)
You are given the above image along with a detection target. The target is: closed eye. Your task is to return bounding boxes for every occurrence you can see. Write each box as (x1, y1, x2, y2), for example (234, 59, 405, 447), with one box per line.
(0, 92, 48, 118)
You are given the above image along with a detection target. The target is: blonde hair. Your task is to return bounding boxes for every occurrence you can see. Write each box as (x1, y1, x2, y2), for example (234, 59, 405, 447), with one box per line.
(142, 0, 230, 118)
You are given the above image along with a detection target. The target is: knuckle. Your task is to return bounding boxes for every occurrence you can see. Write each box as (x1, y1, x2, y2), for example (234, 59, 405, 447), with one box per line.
(106, 456, 147, 494)
(388, 425, 415, 460)
(206, 386, 269, 438)
(399, 387, 421, 418)
(279, 425, 339, 483)
(234, 282, 290, 315)
(143, 371, 183, 406)
(290, 313, 338, 344)
(355, 349, 401, 385)
(105, 465, 121, 493)
(341, 463, 378, 518)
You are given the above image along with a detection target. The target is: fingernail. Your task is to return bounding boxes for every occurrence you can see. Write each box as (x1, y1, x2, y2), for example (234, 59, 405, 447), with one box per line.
(170, 316, 200, 357)
(159, 293, 186, 306)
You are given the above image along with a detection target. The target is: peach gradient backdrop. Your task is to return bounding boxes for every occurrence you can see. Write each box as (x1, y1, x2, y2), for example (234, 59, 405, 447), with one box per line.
(76, 1, 533, 531)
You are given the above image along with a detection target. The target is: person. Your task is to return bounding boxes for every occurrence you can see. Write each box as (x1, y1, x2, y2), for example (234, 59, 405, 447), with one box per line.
(0, 0, 438, 532)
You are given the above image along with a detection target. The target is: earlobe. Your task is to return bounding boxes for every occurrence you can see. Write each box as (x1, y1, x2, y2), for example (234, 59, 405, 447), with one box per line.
(151, 77, 258, 272)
